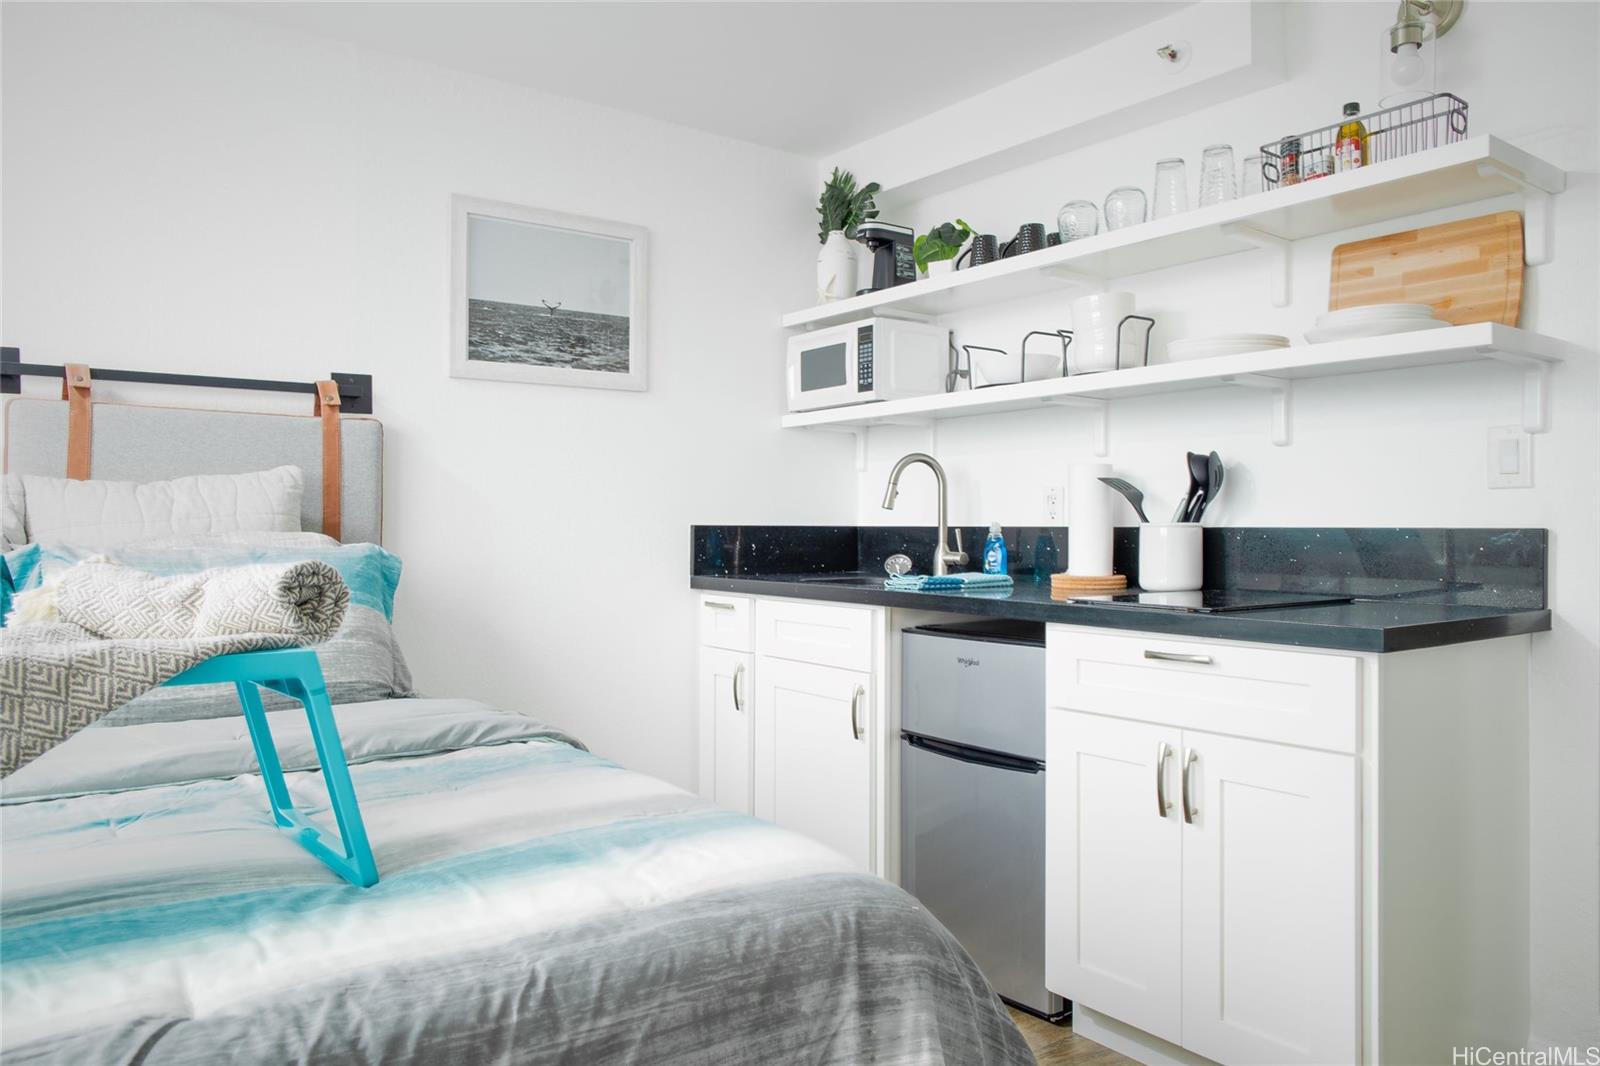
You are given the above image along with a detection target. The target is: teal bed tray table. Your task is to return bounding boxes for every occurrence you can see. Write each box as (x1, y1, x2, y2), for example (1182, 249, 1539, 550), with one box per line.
(164, 647, 379, 887)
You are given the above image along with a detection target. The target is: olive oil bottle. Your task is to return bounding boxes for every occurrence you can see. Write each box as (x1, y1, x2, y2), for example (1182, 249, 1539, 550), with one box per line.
(1336, 102, 1368, 172)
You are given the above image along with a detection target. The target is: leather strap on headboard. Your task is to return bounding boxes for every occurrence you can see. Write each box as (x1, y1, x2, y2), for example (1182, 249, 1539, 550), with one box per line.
(314, 380, 342, 541)
(62, 364, 93, 480)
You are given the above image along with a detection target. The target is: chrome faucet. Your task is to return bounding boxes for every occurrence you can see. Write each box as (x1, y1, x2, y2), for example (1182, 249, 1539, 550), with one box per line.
(881, 452, 968, 576)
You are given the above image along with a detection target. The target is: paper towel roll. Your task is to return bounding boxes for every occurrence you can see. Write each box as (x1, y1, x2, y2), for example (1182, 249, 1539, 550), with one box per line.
(1067, 462, 1115, 577)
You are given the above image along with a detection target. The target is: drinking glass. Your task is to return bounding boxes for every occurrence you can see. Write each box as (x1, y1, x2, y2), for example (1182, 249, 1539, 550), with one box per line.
(1057, 200, 1099, 242)
(1198, 144, 1236, 206)
(1152, 158, 1188, 218)
(1241, 153, 1266, 196)
(1103, 186, 1147, 231)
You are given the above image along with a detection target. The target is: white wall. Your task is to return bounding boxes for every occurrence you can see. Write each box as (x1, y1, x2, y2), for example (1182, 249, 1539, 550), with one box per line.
(848, 1, 1600, 1050)
(0, 3, 855, 789)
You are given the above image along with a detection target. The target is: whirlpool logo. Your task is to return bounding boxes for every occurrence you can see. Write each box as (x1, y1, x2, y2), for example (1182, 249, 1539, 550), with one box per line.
(956, 657, 981, 668)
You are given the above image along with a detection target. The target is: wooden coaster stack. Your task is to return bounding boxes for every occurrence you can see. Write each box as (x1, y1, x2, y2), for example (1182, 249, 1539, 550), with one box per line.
(1049, 572, 1128, 600)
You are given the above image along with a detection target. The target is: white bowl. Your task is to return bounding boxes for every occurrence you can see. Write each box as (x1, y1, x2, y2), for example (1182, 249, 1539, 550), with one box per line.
(971, 348, 1063, 387)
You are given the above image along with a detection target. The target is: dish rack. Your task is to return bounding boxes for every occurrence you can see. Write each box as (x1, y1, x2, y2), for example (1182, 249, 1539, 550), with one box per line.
(1260, 93, 1468, 190)
(948, 317, 1155, 391)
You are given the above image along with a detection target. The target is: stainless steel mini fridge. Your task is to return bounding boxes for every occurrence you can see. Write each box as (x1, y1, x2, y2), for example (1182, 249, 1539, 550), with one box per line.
(900, 620, 1066, 1020)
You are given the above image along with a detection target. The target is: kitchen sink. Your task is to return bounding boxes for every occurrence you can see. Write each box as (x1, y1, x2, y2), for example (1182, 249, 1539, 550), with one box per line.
(795, 573, 887, 587)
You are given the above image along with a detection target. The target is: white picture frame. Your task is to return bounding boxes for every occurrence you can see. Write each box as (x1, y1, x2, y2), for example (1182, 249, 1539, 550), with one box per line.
(450, 195, 648, 392)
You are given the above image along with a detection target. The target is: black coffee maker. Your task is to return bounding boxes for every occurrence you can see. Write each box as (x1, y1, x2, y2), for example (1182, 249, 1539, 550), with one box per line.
(854, 221, 916, 295)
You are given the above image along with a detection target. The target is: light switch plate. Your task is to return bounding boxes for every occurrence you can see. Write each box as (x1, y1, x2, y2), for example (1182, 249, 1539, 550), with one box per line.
(1042, 485, 1063, 522)
(1487, 425, 1533, 489)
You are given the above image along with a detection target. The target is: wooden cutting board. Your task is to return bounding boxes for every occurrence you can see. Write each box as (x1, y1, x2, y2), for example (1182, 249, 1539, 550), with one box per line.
(1329, 211, 1524, 326)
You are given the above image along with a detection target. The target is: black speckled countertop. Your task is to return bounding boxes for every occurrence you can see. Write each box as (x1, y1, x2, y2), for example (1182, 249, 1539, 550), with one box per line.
(690, 526, 1551, 654)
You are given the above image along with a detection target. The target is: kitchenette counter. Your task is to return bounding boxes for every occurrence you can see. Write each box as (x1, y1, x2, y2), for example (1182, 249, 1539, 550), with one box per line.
(690, 572, 1549, 653)
(691, 525, 1552, 654)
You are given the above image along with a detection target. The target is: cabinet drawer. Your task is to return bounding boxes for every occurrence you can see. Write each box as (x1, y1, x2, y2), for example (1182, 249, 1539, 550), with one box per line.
(1046, 627, 1359, 753)
(755, 598, 875, 672)
(699, 594, 753, 652)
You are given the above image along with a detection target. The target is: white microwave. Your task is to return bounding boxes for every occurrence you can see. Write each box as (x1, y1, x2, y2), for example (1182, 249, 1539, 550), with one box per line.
(786, 317, 949, 412)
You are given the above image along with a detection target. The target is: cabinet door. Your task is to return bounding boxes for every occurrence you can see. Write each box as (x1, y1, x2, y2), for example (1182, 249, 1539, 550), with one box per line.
(754, 655, 872, 870)
(697, 647, 753, 814)
(1046, 709, 1183, 1044)
(1180, 732, 1358, 1065)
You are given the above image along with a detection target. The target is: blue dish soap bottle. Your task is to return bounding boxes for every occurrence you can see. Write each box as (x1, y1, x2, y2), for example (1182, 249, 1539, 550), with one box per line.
(982, 524, 1008, 575)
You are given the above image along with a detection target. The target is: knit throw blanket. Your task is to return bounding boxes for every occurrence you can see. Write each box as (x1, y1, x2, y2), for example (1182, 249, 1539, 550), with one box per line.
(0, 559, 349, 777)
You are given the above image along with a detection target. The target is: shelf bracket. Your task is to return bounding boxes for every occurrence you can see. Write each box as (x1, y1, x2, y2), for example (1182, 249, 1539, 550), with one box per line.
(811, 424, 870, 470)
(1045, 396, 1110, 456)
(1218, 223, 1291, 307)
(1478, 348, 1553, 433)
(1477, 161, 1554, 265)
(1223, 374, 1293, 446)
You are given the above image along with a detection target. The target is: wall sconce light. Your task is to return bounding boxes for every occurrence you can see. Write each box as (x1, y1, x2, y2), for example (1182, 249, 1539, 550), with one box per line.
(1381, 0, 1464, 105)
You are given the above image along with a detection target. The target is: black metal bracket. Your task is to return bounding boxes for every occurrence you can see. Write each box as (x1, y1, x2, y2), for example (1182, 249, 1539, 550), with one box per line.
(1, 347, 372, 414)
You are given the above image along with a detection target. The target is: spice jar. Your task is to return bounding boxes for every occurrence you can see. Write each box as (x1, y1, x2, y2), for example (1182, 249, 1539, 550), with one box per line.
(1278, 136, 1302, 187)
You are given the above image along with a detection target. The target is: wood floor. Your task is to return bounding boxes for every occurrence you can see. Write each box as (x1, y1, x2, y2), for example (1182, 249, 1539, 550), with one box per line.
(1007, 1007, 1136, 1066)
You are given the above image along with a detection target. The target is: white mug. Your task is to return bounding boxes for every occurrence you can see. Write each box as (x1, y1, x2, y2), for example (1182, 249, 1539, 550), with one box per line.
(1069, 291, 1137, 373)
(1139, 524, 1203, 592)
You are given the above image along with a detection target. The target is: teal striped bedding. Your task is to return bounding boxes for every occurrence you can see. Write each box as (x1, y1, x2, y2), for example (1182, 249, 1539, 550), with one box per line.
(0, 699, 1031, 1065)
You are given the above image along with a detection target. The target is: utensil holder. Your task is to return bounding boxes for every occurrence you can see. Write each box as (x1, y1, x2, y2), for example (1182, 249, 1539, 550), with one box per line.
(1139, 524, 1203, 592)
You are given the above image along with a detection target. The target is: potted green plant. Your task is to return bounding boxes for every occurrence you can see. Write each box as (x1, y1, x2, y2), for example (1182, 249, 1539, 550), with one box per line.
(815, 168, 879, 303)
(913, 219, 973, 278)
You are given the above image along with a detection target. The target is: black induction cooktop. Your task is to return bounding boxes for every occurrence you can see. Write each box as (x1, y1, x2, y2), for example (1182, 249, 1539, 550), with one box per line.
(1067, 589, 1355, 613)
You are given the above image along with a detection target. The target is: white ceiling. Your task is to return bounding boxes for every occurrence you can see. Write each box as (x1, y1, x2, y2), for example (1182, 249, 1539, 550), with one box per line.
(223, 1, 1186, 156)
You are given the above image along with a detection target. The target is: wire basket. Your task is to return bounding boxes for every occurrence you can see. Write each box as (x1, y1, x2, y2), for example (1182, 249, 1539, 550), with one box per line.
(1259, 93, 1468, 190)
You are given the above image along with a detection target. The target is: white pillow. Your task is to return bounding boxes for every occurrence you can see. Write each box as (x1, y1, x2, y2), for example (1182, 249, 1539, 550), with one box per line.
(17, 466, 304, 547)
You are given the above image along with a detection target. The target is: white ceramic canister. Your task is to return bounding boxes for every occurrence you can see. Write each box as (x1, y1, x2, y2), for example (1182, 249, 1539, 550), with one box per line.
(1138, 523, 1204, 591)
(1069, 291, 1137, 372)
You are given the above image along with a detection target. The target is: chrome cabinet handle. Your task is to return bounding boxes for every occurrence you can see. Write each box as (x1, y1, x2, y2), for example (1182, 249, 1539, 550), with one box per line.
(1181, 748, 1198, 824)
(849, 685, 865, 741)
(704, 599, 738, 612)
(731, 663, 744, 713)
(1155, 742, 1173, 817)
(1144, 650, 1214, 665)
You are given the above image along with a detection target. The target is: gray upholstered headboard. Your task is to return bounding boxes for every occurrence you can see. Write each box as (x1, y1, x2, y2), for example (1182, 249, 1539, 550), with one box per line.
(3, 398, 383, 544)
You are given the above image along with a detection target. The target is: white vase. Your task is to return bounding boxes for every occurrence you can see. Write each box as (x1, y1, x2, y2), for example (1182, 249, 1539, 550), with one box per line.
(816, 230, 857, 303)
(924, 259, 955, 279)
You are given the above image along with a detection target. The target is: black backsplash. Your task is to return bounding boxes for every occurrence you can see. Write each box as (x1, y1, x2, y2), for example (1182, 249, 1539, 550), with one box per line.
(692, 525, 1547, 609)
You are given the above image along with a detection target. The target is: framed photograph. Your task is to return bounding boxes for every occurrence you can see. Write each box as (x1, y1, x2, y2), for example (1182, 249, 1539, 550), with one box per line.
(451, 195, 647, 391)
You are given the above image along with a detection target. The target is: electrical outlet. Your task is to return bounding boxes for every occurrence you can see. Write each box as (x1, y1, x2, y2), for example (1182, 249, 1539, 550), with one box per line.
(1487, 425, 1533, 489)
(1042, 485, 1064, 522)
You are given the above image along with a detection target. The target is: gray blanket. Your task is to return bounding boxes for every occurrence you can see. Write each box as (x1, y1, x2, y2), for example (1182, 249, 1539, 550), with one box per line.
(0, 700, 1036, 1065)
(0, 559, 348, 775)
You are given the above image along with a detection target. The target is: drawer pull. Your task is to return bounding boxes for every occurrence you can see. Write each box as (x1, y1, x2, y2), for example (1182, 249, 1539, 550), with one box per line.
(704, 599, 739, 612)
(1155, 742, 1173, 818)
(732, 663, 744, 713)
(849, 685, 865, 741)
(1181, 748, 1199, 824)
(1144, 650, 1214, 665)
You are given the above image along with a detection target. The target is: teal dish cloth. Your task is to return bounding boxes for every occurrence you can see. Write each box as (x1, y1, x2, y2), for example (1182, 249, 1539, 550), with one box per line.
(884, 572, 1015, 592)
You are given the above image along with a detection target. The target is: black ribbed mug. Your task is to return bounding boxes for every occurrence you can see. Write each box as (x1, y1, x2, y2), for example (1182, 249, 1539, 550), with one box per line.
(957, 233, 1000, 269)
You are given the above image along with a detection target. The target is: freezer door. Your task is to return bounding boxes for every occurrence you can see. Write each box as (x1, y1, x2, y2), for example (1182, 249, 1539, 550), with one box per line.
(901, 630, 1045, 759)
(901, 733, 1057, 1014)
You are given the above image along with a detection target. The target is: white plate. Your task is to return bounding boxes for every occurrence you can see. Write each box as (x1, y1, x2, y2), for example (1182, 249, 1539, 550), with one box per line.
(1316, 303, 1435, 327)
(1167, 333, 1290, 361)
(1304, 318, 1449, 343)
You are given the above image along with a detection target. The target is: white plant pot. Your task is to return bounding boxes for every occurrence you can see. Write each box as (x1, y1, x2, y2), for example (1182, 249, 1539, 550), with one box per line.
(816, 230, 857, 303)
(923, 259, 956, 279)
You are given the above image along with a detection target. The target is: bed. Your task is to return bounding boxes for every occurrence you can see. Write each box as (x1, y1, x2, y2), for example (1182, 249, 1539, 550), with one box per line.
(0, 386, 1032, 1065)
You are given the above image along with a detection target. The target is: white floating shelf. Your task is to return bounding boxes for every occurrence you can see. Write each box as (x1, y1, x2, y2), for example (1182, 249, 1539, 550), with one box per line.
(782, 136, 1566, 330)
(783, 324, 1580, 460)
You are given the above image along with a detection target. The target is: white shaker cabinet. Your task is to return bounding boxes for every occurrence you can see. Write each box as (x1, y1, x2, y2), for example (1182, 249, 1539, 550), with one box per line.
(696, 594, 887, 874)
(1047, 625, 1529, 1066)
(753, 655, 873, 870)
(1045, 712, 1184, 1044)
(696, 645, 753, 814)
